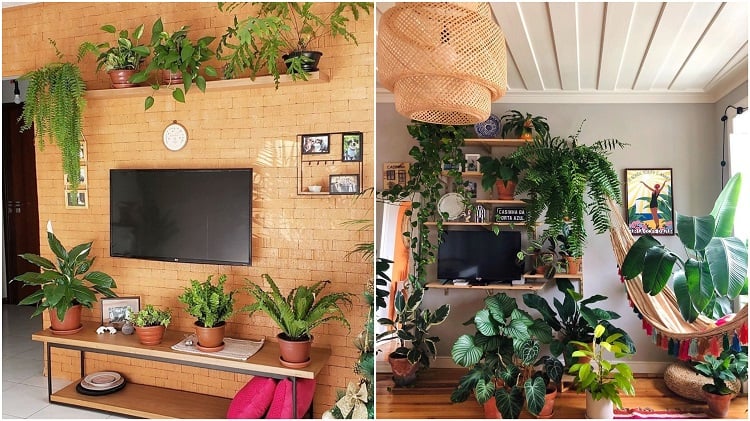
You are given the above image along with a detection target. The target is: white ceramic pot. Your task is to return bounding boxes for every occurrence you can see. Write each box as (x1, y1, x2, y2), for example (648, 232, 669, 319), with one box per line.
(585, 391, 614, 419)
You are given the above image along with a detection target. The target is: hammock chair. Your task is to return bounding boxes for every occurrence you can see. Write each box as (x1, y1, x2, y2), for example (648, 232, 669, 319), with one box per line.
(607, 198, 748, 361)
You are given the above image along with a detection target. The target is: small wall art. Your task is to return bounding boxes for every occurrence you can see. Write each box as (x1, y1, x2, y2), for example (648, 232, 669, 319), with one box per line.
(301, 133, 330, 154)
(101, 296, 140, 329)
(330, 174, 360, 195)
(625, 168, 674, 235)
(383, 162, 410, 190)
(342, 132, 363, 162)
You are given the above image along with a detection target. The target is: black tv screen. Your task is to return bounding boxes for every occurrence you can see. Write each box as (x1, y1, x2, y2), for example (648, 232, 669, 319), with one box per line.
(110, 169, 252, 265)
(437, 230, 522, 283)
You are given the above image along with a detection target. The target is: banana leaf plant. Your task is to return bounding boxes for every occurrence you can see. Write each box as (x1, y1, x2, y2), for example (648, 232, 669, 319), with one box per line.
(450, 293, 561, 418)
(622, 173, 748, 322)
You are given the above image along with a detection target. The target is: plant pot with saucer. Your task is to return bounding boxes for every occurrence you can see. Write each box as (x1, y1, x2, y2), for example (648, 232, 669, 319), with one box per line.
(244, 274, 354, 368)
(131, 304, 172, 346)
(78, 23, 150, 89)
(178, 274, 236, 353)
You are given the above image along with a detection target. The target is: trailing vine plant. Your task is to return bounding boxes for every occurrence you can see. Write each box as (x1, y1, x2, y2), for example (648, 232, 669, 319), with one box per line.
(20, 39, 86, 190)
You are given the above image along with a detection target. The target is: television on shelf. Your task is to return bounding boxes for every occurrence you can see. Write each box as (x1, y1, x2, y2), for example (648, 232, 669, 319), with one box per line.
(110, 168, 252, 266)
(437, 229, 522, 284)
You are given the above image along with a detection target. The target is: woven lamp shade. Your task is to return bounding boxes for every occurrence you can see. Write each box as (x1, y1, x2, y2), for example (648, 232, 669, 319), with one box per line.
(378, 2, 506, 125)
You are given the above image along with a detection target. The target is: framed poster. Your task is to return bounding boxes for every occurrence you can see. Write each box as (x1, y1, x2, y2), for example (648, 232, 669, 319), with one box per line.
(625, 168, 674, 235)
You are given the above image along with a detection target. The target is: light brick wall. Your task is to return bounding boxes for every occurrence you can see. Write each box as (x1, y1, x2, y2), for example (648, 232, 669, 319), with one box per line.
(3, 3, 373, 415)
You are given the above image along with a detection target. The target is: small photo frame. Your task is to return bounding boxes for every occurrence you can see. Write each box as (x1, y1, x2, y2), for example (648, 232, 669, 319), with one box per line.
(342, 132, 363, 162)
(65, 165, 87, 188)
(301, 134, 330, 155)
(79, 140, 87, 162)
(465, 154, 481, 172)
(329, 174, 360, 195)
(65, 190, 88, 209)
(101, 296, 140, 329)
(625, 168, 674, 236)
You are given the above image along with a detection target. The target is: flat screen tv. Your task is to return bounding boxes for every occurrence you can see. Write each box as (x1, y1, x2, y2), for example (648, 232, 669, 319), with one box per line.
(110, 168, 252, 265)
(437, 230, 522, 283)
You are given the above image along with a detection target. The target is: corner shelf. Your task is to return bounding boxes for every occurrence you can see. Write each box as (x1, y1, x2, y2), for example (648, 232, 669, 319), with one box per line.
(425, 280, 548, 292)
(84, 71, 330, 100)
(464, 138, 531, 149)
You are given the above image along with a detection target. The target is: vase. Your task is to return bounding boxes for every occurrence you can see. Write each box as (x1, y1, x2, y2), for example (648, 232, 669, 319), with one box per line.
(108, 69, 137, 88)
(703, 390, 735, 418)
(565, 256, 581, 275)
(585, 391, 614, 419)
(495, 180, 517, 200)
(49, 304, 82, 334)
(277, 333, 313, 368)
(282, 51, 323, 72)
(134, 325, 166, 345)
(387, 352, 419, 387)
(194, 321, 225, 351)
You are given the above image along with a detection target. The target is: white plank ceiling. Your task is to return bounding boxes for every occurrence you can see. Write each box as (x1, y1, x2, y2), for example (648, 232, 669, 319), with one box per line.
(377, 2, 749, 103)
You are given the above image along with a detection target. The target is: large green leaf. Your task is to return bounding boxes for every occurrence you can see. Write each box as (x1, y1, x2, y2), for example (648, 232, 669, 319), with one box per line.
(496, 387, 524, 419)
(486, 293, 516, 322)
(528, 318, 553, 344)
(84, 271, 116, 288)
(706, 237, 748, 297)
(710, 173, 742, 237)
(474, 378, 495, 404)
(47, 232, 68, 261)
(524, 376, 547, 415)
(674, 272, 699, 322)
(451, 334, 483, 367)
(642, 246, 677, 295)
(621, 235, 661, 278)
(522, 293, 561, 331)
(516, 339, 540, 365)
(474, 309, 499, 337)
(676, 214, 714, 251)
(18, 253, 56, 270)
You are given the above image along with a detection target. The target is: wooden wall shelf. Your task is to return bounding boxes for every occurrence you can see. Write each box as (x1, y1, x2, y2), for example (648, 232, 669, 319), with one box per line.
(425, 280, 547, 291)
(464, 138, 531, 148)
(424, 221, 525, 227)
(475, 199, 526, 205)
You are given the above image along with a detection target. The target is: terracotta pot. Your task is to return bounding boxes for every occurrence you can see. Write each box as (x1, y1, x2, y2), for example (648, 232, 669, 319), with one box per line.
(521, 127, 533, 140)
(483, 396, 502, 418)
(49, 304, 82, 333)
(161, 70, 183, 85)
(282, 50, 323, 72)
(387, 353, 419, 387)
(108, 69, 137, 88)
(536, 387, 557, 418)
(278, 333, 312, 367)
(585, 390, 613, 419)
(194, 321, 225, 350)
(703, 390, 735, 418)
(495, 180, 517, 200)
(134, 325, 166, 346)
(565, 256, 581, 275)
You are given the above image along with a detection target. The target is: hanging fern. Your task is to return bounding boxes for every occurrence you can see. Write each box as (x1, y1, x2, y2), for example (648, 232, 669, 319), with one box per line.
(20, 40, 86, 190)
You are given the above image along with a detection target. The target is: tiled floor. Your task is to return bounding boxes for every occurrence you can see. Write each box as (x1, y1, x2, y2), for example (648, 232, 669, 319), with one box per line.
(2, 304, 127, 419)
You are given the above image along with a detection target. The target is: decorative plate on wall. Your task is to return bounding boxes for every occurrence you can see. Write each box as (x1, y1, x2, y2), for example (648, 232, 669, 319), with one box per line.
(474, 113, 501, 138)
(437, 193, 465, 221)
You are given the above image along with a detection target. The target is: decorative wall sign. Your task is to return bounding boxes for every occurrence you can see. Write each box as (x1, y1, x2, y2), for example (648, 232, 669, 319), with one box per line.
(383, 162, 410, 190)
(625, 168, 674, 235)
(495, 207, 525, 222)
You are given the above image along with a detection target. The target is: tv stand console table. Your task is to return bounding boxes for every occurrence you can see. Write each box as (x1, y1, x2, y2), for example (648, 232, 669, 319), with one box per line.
(32, 322, 330, 418)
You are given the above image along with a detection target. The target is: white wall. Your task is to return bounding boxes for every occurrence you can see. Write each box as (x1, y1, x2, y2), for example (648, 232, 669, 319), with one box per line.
(376, 99, 725, 371)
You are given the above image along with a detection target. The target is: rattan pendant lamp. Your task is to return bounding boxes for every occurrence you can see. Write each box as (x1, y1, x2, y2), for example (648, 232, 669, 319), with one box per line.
(377, 2, 506, 125)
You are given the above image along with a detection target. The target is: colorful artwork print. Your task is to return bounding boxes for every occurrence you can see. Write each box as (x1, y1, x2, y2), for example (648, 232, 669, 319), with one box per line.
(625, 168, 674, 235)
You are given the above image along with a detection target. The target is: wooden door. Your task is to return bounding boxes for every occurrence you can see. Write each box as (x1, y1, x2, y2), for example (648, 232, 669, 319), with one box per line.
(2, 102, 40, 304)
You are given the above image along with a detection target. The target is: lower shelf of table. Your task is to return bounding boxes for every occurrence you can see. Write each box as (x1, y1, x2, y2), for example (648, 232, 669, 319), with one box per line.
(51, 380, 230, 419)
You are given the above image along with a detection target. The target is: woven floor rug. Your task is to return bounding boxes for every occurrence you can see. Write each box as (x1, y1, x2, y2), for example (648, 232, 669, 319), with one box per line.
(614, 408, 709, 419)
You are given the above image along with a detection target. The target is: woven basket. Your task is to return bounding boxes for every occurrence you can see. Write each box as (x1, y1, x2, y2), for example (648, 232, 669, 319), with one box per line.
(378, 2, 506, 124)
(663, 361, 740, 402)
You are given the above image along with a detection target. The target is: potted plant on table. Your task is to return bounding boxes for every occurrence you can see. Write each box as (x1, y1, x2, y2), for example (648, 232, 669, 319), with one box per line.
(178, 274, 236, 352)
(478, 155, 528, 200)
(376, 282, 450, 386)
(78, 23, 150, 88)
(244, 274, 354, 368)
(11, 223, 117, 334)
(500, 110, 550, 140)
(516, 235, 560, 278)
(130, 18, 218, 110)
(217, 2, 372, 85)
(130, 304, 172, 345)
(450, 293, 561, 418)
(569, 324, 636, 418)
(694, 349, 748, 418)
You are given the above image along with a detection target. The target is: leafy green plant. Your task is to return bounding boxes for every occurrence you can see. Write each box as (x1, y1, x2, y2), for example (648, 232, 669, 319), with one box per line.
(376, 285, 450, 368)
(217, 2, 372, 85)
(244, 274, 353, 340)
(523, 279, 635, 367)
(569, 324, 636, 409)
(11, 228, 117, 321)
(178, 274, 236, 328)
(130, 304, 172, 328)
(450, 293, 559, 418)
(131, 18, 217, 110)
(477, 154, 528, 191)
(512, 122, 626, 257)
(622, 173, 747, 322)
(500, 110, 550, 139)
(695, 350, 748, 396)
(516, 234, 560, 278)
(78, 24, 150, 72)
(20, 40, 86, 190)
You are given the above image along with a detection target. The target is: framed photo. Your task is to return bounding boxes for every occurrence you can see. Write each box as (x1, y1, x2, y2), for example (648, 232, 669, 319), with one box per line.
(79, 140, 87, 162)
(65, 165, 87, 188)
(625, 168, 674, 235)
(342, 132, 363, 162)
(465, 153, 481, 172)
(383, 162, 410, 190)
(101, 296, 140, 329)
(65, 189, 88, 209)
(301, 134, 330, 155)
(329, 174, 360, 195)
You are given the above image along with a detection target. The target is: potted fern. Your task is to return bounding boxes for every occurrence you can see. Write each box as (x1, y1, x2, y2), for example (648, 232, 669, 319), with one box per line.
(130, 304, 172, 345)
(178, 274, 236, 352)
(244, 274, 354, 368)
(78, 23, 150, 88)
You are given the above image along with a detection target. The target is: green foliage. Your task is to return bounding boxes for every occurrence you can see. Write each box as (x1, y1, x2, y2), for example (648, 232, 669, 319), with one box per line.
(178, 274, 236, 328)
(568, 325, 636, 409)
(376, 283, 450, 368)
(375, 258, 391, 311)
(12, 229, 117, 321)
(512, 122, 626, 257)
(477, 154, 528, 191)
(500, 110, 550, 139)
(523, 279, 635, 367)
(694, 350, 748, 395)
(20, 40, 86, 190)
(516, 234, 560, 278)
(244, 274, 353, 340)
(622, 173, 748, 322)
(131, 304, 172, 328)
(450, 293, 558, 418)
(78, 24, 150, 72)
(131, 18, 217, 110)
(217, 2, 372, 85)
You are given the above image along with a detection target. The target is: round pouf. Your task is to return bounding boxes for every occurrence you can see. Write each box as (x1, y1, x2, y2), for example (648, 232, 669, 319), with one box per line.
(664, 361, 740, 402)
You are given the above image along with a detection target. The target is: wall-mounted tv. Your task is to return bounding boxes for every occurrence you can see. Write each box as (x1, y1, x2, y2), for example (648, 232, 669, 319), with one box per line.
(437, 229, 522, 283)
(110, 168, 252, 266)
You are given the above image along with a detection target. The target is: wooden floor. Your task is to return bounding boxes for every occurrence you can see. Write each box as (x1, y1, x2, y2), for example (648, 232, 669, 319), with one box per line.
(377, 368, 749, 419)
